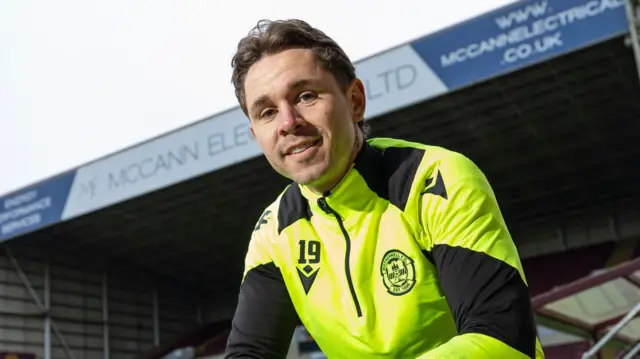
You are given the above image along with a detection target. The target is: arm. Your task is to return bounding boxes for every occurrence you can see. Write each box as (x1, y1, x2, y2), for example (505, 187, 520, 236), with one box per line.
(417, 152, 542, 359)
(224, 210, 298, 359)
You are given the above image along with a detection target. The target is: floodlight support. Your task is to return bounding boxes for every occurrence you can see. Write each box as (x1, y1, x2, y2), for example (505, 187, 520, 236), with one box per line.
(626, 0, 640, 83)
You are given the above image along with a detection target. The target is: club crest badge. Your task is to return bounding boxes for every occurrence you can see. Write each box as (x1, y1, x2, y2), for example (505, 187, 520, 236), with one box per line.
(380, 249, 416, 296)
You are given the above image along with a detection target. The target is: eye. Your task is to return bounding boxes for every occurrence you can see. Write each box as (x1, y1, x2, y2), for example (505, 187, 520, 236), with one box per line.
(297, 91, 317, 103)
(259, 108, 277, 119)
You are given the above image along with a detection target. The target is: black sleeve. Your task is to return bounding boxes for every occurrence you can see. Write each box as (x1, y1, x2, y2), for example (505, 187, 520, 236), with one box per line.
(224, 262, 299, 359)
(430, 245, 538, 358)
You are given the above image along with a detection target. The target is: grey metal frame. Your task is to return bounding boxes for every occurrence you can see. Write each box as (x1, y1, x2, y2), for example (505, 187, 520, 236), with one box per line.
(4, 246, 76, 359)
(620, 341, 640, 359)
(2, 246, 168, 359)
(153, 288, 161, 347)
(580, 302, 640, 359)
(103, 271, 110, 359)
(626, 0, 640, 81)
(44, 260, 51, 359)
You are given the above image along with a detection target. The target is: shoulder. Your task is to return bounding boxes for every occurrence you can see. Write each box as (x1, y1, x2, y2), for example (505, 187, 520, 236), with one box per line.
(364, 138, 492, 217)
(252, 200, 279, 239)
(363, 138, 476, 205)
(368, 138, 486, 184)
(275, 182, 312, 234)
(244, 186, 292, 272)
(251, 184, 294, 241)
(247, 182, 309, 265)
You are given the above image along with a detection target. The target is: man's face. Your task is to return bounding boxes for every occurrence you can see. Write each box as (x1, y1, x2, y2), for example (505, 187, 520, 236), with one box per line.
(244, 48, 365, 191)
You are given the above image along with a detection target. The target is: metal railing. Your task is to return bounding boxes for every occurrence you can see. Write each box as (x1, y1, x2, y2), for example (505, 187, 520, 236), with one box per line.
(581, 302, 640, 359)
(619, 341, 640, 359)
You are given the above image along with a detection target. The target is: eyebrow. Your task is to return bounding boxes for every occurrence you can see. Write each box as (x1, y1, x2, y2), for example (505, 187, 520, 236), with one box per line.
(249, 78, 318, 115)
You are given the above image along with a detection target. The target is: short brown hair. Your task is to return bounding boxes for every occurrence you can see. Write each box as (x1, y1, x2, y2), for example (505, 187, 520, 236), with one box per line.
(231, 19, 370, 137)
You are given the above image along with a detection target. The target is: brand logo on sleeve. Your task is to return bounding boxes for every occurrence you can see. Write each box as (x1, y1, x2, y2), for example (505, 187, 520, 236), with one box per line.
(380, 249, 416, 296)
(422, 169, 447, 200)
(254, 210, 271, 231)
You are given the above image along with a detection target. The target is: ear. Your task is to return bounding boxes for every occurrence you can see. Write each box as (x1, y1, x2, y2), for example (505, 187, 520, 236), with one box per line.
(348, 78, 366, 125)
(249, 124, 257, 140)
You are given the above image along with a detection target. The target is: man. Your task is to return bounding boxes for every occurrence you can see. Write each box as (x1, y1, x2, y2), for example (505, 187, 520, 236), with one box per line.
(224, 19, 545, 359)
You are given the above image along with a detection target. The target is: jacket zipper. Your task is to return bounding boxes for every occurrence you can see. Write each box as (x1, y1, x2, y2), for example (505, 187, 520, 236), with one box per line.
(317, 196, 363, 317)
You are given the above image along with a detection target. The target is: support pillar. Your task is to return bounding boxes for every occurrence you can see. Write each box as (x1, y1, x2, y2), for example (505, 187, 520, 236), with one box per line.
(44, 260, 51, 359)
(625, 0, 640, 82)
(102, 271, 110, 359)
(152, 289, 160, 347)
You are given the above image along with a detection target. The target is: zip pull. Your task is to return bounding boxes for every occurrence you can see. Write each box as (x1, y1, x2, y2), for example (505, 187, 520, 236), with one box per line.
(317, 197, 331, 214)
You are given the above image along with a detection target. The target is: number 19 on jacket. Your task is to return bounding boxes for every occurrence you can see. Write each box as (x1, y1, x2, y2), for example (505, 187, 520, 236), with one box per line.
(298, 240, 321, 264)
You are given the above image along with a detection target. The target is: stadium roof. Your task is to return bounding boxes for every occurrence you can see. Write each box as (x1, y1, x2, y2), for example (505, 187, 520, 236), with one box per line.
(533, 257, 640, 345)
(2, 0, 640, 310)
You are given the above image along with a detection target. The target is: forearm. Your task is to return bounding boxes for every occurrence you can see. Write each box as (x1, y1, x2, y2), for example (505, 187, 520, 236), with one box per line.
(224, 262, 298, 359)
(417, 333, 532, 359)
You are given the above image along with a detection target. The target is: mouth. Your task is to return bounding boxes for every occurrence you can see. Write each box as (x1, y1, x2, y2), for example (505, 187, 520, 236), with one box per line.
(285, 138, 321, 157)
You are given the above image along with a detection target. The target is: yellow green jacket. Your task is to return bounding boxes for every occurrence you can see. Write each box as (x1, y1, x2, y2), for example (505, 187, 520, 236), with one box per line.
(225, 138, 545, 359)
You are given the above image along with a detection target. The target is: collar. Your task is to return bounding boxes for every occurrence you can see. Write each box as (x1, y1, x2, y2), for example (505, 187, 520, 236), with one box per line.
(299, 141, 385, 215)
(276, 138, 425, 233)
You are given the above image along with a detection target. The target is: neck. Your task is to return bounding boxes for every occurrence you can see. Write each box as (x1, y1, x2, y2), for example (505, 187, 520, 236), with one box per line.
(307, 135, 364, 196)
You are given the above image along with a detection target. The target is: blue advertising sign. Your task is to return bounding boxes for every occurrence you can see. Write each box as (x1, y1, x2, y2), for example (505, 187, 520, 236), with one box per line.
(0, 171, 76, 242)
(410, 0, 629, 89)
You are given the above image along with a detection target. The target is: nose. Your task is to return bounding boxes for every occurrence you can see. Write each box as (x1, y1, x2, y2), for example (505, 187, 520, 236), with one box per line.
(278, 105, 306, 134)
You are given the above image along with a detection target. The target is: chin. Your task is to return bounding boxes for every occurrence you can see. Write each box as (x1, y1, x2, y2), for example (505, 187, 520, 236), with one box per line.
(291, 172, 323, 186)
(290, 163, 329, 186)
